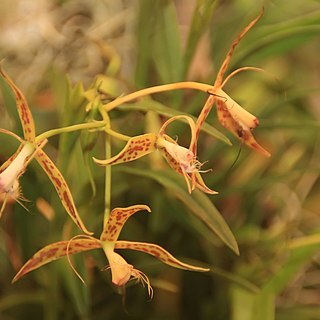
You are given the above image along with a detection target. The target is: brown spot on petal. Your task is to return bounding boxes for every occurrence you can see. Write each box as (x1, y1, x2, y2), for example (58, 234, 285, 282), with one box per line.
(34, 150, 92, 234)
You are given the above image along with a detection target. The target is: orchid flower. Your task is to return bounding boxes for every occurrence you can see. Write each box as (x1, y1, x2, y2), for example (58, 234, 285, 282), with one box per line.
(93, 115, 217, 195)
(191, 9, 270, 157)
(13, 204, 209, 297)
(0, 66, 92, 234)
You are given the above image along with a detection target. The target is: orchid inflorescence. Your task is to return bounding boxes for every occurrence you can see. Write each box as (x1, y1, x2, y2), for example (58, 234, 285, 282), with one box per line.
(0, 11, 270, 297)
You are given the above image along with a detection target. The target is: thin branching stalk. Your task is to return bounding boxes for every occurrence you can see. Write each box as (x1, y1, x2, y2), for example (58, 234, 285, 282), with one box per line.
(103, 82, 213, 111)
(34, 122, 106, 144)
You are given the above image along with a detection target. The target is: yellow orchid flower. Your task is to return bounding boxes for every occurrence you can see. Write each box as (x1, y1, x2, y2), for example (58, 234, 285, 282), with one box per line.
(192, 9, 270, 157)
(13, 205, 209, 297)
(93, 115, 217, 194)
(0, 66, 92, 234)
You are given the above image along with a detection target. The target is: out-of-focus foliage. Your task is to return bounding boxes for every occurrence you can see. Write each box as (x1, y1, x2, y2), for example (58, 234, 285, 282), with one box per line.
(0, 0, 320, 319)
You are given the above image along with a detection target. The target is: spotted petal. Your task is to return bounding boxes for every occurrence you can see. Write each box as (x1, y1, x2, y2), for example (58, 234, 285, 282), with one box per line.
(115, 241, 209, 272)
(93, 133, 157, 166)
(216, 88, 259, 130)
(0, 66, 36, 142)
(12, 238, 101, 282)
(192, 10, 264, 153)
(216, 99, 270, 157)
(100, 205, 151, 242)
(35, 149, 93, 234)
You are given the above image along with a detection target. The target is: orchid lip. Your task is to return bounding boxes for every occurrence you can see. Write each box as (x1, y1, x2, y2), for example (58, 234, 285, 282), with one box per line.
(157, 137, 195, 169)
(0, 143, 35, 194)
(102, 241, 132, 286)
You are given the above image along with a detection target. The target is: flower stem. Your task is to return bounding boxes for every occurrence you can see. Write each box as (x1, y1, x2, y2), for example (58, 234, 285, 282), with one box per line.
(99, 107, 112, 226)
(104, 128, 131, 141)
(34, 122, 106, 144)
(103, 82, 213, 111)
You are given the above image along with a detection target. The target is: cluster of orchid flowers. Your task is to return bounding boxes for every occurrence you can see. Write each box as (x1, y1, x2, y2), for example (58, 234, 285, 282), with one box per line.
(0, 11, 269, 297)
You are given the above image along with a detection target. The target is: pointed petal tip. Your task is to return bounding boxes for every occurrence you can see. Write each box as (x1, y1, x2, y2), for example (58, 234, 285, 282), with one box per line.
(200, 190, 218, 195)
(260, 145, 271, 157)
(12, 269, 26, 283)
(199, 186, 219, 195)
(92, 157, 107, 165)
(84, 229, 94, 236)
(93, 134, 157, 167)
(251, 142, 271, 158)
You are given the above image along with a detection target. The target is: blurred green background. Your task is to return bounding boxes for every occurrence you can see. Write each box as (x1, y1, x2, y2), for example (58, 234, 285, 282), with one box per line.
(0, 0, 320, 319)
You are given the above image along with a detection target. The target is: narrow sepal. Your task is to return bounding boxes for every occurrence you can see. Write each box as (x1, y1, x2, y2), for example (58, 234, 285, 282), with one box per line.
(100, 205, 151, 242)
(215, 9, 264, 86)
(35, 149, 93, 234)
(12, 239, 101, 282)
(0, 66, 36, 141)
(192, 172, 218, 195)
(115, 240, 209, 272)
(191, 95, 216, 154)
(93, 133, 157, 165)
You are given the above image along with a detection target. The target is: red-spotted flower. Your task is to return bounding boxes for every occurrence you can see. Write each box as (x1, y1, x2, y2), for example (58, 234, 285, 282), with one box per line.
(0, 66, 91, 234)
(13, 205, 209, 296)
(191, 10, 270, 157)
(93, 115, 217, 195)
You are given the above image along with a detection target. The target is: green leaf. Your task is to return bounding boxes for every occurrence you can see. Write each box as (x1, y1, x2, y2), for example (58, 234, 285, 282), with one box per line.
(183, 0, 218, 77)
(232, 243, 319, 320)
(208, 266, 259, 294)
(261, 243, 319, 295)
(277, 306, 320, 320)
(115, 166, 239, 254)
(57, 256, 90, 318)
(151, 0, 183, 83)
(135, 0, 156, 87)
(57, 79, 87, 173)
(0, 291, 45, 312)
(135, 0, 183, 86)
(231, 286, 266, 320)
(232, 11, 320, 65)
(288, 233, 320, 249)
(92, 75, 126, 99)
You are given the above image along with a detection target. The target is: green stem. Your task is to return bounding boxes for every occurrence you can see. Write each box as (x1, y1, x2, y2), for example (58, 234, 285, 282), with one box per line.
(99, 107, 112, 226)
(34, 122, 106, 144)
(105, 128, 131, 141)
(103, 81, 213, 112)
